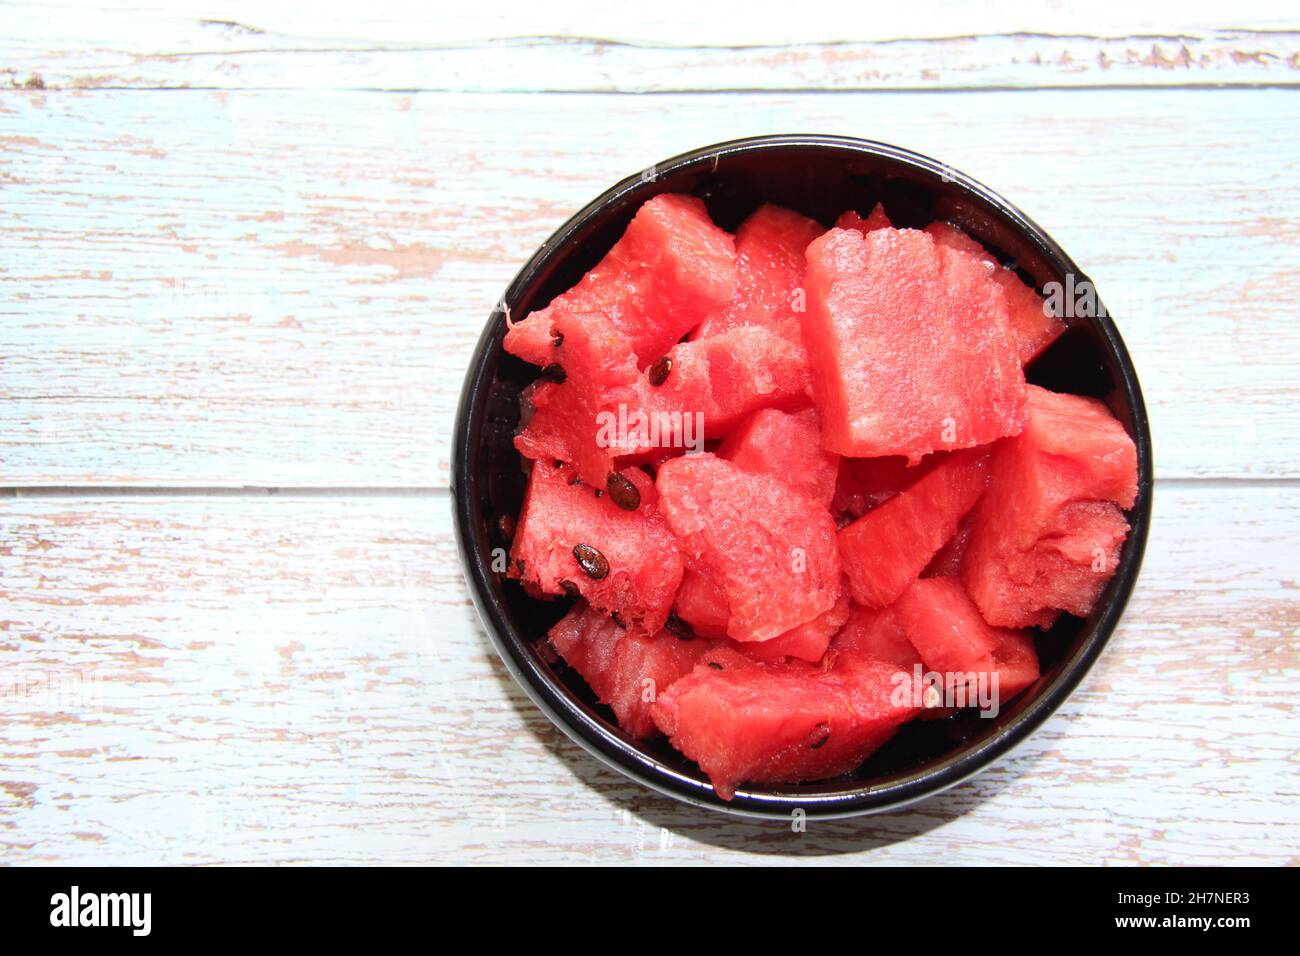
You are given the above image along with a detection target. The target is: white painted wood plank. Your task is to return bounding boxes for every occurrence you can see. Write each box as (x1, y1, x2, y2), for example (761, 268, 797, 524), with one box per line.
(0, 486, 1295, 865)
(3, 0, 1298, 54)
(6, 19, 1300, 92)
(2, 88, 1297, 485)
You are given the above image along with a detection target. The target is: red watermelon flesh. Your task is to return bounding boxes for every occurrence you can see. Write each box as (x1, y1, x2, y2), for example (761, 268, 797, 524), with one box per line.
(801, 226, 1026, 462)
(830, 604, 959, 719)
(511, 460, 682, 635)
(738, 589, 851, 663)
(893, 577, 1040, 703)
(656, 454, 842, 643)
(961, 385, 1137, 628)
(925, 221, 1065, 365)
(836, 203, 893, 234)
(504, 193, 737, 368)
(549, 601, 709, 739)
(673, 569, 730, 639)
(642, 319, 812, 442)
(718, 407, 839, 507)
(838, 448, 991, 608)
(831, 604, 920, 671)
(923, 512, 974, 578)
(693, 203, 823, 340)
(832, 453, 940, 519)
(651, 646, 919, 799)
(977, 500, 1130, 629)
(513, 308, 648, 487)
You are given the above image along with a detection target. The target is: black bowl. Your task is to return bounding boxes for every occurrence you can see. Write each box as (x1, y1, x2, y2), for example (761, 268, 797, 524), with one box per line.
(452, 135, 1153, 819)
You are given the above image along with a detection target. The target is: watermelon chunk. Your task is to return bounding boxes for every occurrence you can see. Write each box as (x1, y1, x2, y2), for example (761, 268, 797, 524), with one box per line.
(892, 577, 1040, 705)
(718, 407, 839, 507)
(836, 203, 892, 235)
(738, 590, 851, 663)
(838, 448, 991, 608)
(926, 221, 1066, 365)
(673, 569, 730, 639)
(642, 319, 812, 442)
(961, 385, 1137, 628)
(830, 603, 958, 718)
(505, 193, 737, 368)
(549, 602, 709, 739)
(513, 309, 647, 487)
(657, 454, 841, 643)
(651, 646, 919, 799)
(831, 604, 920, 671)
(801, 226, 1026, 461)
(511, 460, 683, 635)
(693, 203, 823, 340)
(676, 567, 849, 663)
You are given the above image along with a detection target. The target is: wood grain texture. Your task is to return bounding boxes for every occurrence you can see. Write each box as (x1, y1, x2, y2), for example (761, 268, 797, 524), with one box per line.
(0, 487, 1296, 865)
(6, 11, 1300, 93)
(2, 1, 1298, 866)
(3, 88, 1298, 486)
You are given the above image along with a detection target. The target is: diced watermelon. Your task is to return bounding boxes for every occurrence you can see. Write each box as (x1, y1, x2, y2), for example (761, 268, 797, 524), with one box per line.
(657, 454, 842, 643)
(651, 646, 919, 799)
(505, 193, 737, 368)
(738, 590, 851, 663)
(801, 226, 1027, 461)
(718, 407, 839, 507)
(925, 221, 1065, 365)
(976, 500, 1130, 629)
(513, 309, 647, 487)
(831, 604, 920, 670)
(673, 569, 730, 639)
(832, 454, 935, 519)
(961, 385, 1137, 628)
(693, 203, 823, 340)
(838, 448, 991, 608)
(830, 604, 957, 719)
(892, 577, 1040, 704)
(511, 460, 682, 634)
(836, 203, 892, 234)
(549, 602, 709, 739)
(642, 319, 812, 441)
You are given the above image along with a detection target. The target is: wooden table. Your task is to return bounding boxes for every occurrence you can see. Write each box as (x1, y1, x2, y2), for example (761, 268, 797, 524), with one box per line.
(2, 1, 1297, 865)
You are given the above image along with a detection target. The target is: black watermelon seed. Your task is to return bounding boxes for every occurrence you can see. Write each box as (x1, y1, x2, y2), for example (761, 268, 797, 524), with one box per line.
(496, 514, 516, 543)
(707, 661, 723, 671)
(593, 489, 604, 497)
(559, 579, 579, 597)
(605, 472, 641, 511)
(648, 355, 673, 386)
(552, 332, 564, 348)
(809, 723, 831, 750)
(514, 558, 526, 575)
(540, 363, 566, 384)
(569, 475, 582, 486)
(664, 614, 695, 641)
(611, 611, 627, 629)
(573, 543, 609, 580)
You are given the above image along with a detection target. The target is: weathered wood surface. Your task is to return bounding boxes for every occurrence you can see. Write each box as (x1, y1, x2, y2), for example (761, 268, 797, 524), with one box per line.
(1, 1, 1297, 865)
(0, 486, 1295, 865)
(5, 1, 1300, 93)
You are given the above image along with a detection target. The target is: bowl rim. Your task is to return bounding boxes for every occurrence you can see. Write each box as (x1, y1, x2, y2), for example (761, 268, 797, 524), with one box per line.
(452, 133, 1154, 819)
